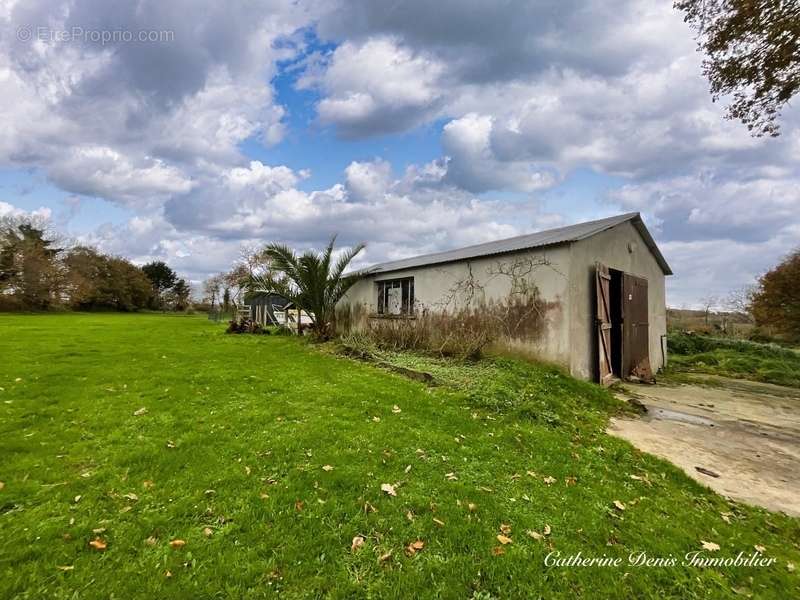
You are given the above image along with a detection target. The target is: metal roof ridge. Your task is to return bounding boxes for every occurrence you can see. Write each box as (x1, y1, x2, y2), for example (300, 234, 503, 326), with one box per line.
(359, 211, 674, 275)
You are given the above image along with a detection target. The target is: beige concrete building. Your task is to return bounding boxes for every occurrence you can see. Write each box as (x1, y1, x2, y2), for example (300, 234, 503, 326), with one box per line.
(339, 213, 672, 383)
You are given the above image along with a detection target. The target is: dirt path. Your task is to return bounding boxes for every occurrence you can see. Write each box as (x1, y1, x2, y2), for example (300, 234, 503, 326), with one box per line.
(608, 374, 800, 516)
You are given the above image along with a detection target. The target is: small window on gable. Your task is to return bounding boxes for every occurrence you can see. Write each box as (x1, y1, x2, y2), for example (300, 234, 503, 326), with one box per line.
(376, 277, 414, 316)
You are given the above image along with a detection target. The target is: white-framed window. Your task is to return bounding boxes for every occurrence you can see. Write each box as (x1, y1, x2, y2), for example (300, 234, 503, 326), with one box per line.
(376, 277, 414, 316)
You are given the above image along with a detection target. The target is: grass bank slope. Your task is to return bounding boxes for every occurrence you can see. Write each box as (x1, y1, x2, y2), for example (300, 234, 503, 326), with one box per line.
(667, 333, 800, 388)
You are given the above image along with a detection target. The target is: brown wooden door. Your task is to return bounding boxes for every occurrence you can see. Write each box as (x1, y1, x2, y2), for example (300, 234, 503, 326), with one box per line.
(596, 263, 614, 386)
(622, 274, 653, 381)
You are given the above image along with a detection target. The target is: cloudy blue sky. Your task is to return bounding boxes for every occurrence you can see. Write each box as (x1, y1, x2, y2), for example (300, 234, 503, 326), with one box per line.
(1, 0, 798, 307)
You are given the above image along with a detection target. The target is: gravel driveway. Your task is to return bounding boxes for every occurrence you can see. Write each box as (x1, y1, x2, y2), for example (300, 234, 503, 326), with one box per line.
(609, 374, 800, 516)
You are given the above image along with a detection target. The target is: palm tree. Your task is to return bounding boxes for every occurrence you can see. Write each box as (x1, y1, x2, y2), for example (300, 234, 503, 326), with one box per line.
(248, 236, 365, 339)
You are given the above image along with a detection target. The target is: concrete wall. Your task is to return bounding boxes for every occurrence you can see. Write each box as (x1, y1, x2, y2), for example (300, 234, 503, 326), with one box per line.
(341, 245, 573, 368)
(567, 220, 668, 379)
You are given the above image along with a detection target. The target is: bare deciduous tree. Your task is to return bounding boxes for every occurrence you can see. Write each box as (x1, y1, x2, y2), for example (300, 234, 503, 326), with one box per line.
(699, 295, 719, 325)
(725, 285, 755, 322)
(202, 274, 224, 308)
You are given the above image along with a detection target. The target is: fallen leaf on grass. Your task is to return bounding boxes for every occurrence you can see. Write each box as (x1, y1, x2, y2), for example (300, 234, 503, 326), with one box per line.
(378, 550, 393, 563)
(404, 464, 412, 474)
(122, 493, 139, 501)
(322, 465, 334, 472)
(701, 541, 720, 552)
(164, 570, 172, 578)
(788, 562, 795, 572)
(372, 416, 381, 423)
(499, 523, 512, 535)
(92, 527, 106, 534)
(468, 503, 477, 512)
(56, 565, 74, 571)
(433, 518, 445, 527)
(405, 540, 424, 556)
(392, 405, 402, 414)
(363, 501, 376, 513)
(526, 530, 543, 540)
(142, 480, 155, 489)
(445, 472, 458, 481)
(133, 407, 148, 416)
(380, 483, 397, 497)
(203, 527, 213, 537)
(351, 536, 365, 552)
(406, 510, 414, 522)
(720, 512, 733, 524)
(88, 538, 107, 551)
(543, 476, 556, 485)
(145, 536, 158, 546)
(543, 525, 551, 536)
(0, 481, 4, 491)
(565, 476, 577, 486)
(754, 545, 766, 553)
(295, 500, 304, 511)
(244, 466, 251, 476)
(613, 500, 626, 511)
(166, 440, 176, 449)
(73, 495, 81, 503)
(492, 546, 505, 556)
(497, 534, 513, 545)
(169, 539, 186, 549)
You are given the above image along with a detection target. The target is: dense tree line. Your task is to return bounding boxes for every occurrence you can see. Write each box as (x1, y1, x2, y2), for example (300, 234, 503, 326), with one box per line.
(750, 248, 800, 341)
(0, 216, 190, 312)
(63, 247, 153, 311)
(0, 222, 62, 310)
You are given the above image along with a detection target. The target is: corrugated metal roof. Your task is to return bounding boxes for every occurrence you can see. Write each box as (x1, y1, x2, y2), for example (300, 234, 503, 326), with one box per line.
(361, 212, 673, 276)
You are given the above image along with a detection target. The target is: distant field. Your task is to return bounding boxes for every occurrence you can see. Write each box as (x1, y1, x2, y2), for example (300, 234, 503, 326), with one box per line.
(1, 314, 798, 598)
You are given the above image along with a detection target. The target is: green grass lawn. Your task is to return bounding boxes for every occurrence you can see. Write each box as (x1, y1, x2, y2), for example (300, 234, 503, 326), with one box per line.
(1, 314, 798, 599)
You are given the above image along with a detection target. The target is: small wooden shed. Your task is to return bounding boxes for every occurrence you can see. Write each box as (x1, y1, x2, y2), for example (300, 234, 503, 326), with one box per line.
(247, 293, 289, 326)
